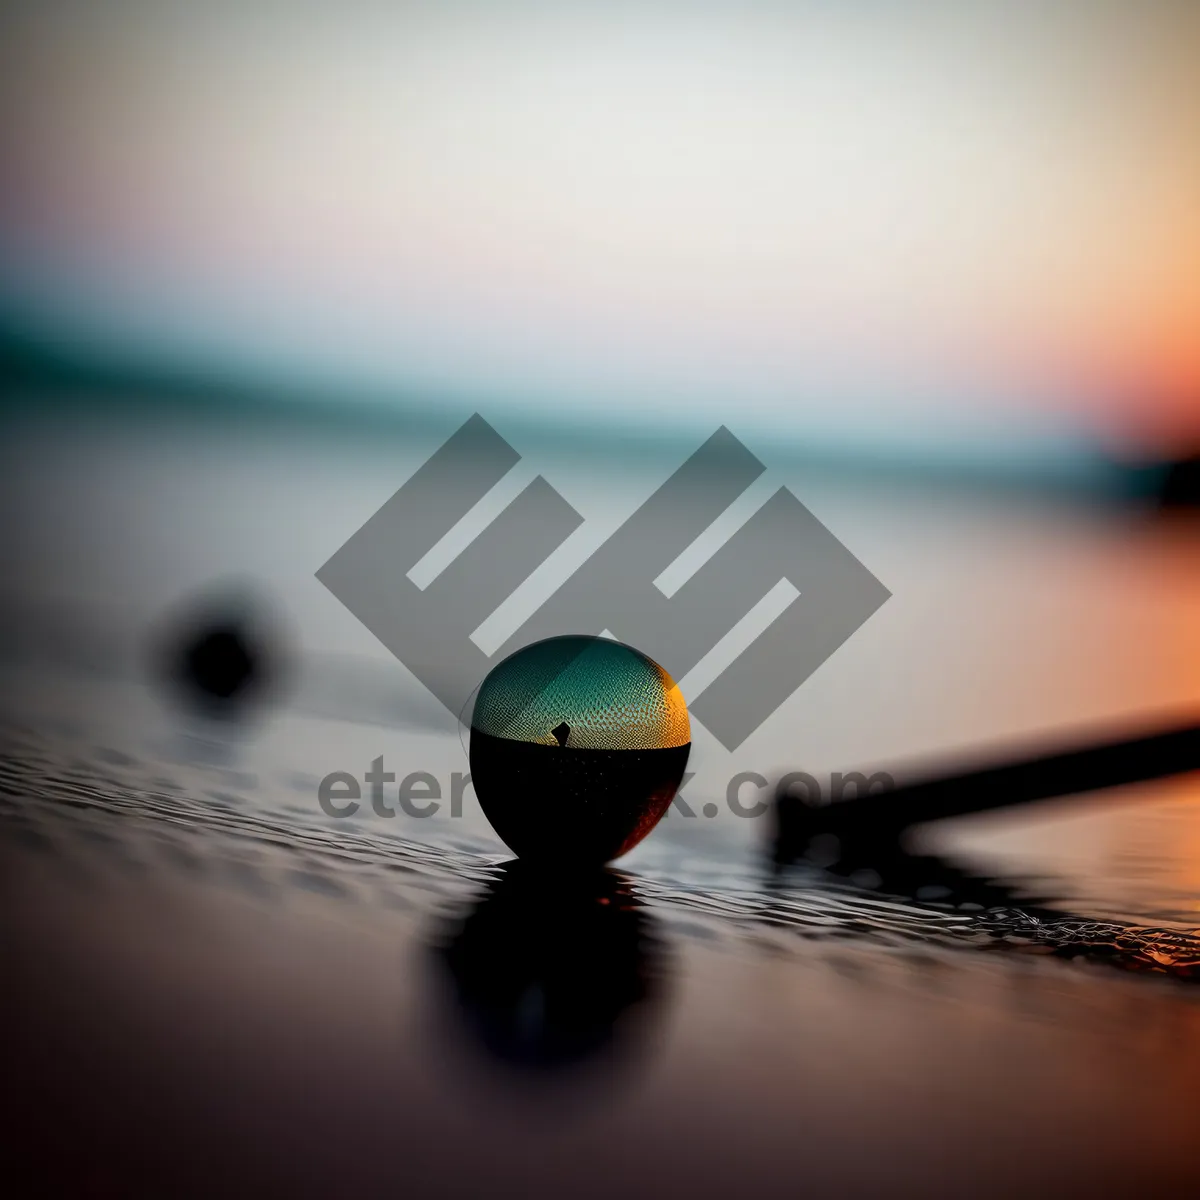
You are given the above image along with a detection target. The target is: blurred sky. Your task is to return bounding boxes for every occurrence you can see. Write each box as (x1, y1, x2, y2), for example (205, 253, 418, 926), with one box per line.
(1, 1, 1197, 453)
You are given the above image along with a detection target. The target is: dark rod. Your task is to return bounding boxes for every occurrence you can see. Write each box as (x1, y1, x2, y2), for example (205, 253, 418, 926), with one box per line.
(787, 718, 1200, 839)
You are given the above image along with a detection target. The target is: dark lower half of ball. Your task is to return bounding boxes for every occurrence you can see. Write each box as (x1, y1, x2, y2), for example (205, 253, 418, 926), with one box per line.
(469, 730, 690, 864)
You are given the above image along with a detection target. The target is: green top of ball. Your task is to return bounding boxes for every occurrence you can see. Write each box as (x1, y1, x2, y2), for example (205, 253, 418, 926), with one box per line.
(471, 635, 690, 751)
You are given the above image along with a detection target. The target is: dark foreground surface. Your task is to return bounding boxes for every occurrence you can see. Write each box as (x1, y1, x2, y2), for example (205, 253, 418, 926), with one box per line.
(3, 696, 1199, 1199)
(2, 410, 1199, 1196)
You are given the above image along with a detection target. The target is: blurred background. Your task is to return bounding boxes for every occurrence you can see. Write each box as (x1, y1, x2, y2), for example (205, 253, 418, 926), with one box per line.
(2, 3, 1199, 1196)
(1, 0, 1197, 459)
(2, 0, 1196, 795)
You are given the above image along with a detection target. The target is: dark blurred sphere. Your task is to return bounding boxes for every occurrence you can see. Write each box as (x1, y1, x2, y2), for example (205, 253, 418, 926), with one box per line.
(154, 586, 290, 719)
(181, 623, 259, 702)
(433, 863, 668, 1073)
(1160, 453, 1200, 509)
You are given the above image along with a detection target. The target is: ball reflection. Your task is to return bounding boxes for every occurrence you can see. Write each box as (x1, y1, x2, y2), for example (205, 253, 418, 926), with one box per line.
(432, 863, 668, 1074)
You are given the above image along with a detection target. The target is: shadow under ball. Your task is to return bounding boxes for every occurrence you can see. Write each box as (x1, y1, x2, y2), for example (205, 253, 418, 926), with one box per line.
(469, 636, 691, 865)
(433, 862, 667, 1071)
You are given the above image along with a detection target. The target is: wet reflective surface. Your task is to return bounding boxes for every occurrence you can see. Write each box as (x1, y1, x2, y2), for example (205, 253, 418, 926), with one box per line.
(4, 689, 1200, 1196)
(3, 414, 1200, 1196)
